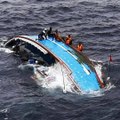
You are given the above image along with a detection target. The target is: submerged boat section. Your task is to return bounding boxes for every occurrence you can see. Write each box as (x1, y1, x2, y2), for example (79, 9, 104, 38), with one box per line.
(5, 35, 106, 93)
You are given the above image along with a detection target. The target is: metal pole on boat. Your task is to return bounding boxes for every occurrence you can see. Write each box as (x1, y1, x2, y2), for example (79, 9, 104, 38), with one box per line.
(108, 54, 112, 75)
(107, 48, 113, 82)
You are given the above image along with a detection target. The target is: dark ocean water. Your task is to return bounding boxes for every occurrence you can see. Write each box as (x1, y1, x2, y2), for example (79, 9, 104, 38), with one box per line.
(0, 0, 120, 120)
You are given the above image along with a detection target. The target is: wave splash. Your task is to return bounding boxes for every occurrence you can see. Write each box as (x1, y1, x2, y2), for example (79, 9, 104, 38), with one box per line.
(18, 59, 114, 96)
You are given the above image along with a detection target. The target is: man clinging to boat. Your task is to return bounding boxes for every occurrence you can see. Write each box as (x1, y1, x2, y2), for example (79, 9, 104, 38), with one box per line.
(38, 27, 84, 52)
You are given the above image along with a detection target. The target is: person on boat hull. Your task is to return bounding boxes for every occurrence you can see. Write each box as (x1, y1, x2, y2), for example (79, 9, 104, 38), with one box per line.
(54, 30, 63, 42)
(77, 42, 84, 52)
(65, 35, 72, 45)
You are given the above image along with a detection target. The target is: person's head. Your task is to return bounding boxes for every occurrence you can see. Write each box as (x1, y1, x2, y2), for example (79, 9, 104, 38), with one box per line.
(68, 34, 71, 37)
(49, 27, 52, 31)
(44, 28, 47, 31)
(43, 30, 45, 33)
(55, 29, 58, 33)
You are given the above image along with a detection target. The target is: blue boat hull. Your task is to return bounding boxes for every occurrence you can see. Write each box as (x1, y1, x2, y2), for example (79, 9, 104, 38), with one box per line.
(27, 36, 102, 92)
(5, 35, 104, 92)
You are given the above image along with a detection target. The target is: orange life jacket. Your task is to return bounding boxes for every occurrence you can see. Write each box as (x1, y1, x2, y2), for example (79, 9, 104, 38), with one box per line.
(65, 37, 72, 45)
(77, 44, 83, 52)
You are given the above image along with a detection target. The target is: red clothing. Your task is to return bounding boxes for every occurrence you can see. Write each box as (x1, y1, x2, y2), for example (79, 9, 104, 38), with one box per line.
(65, 36, 72, 45)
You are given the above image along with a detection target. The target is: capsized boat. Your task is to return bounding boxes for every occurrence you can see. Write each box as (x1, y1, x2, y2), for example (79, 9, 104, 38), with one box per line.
(4, 35, 107, 93)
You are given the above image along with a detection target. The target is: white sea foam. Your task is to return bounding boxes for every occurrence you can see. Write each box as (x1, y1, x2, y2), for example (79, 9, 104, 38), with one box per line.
(93, 59, 114, 92)
(0, 37, 13, 53)
(94, 63, 103, 80)
(18, 59, 113, 96)
(0, 47, 13, 53)
(33, 62, 73, 93)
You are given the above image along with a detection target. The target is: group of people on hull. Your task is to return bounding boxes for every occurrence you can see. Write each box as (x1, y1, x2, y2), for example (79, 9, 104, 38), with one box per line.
(38, 27, 84, 52)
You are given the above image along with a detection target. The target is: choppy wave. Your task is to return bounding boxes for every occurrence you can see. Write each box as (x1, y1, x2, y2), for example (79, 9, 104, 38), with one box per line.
(0, 0, 120, 120)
